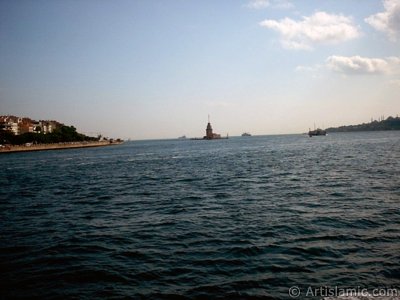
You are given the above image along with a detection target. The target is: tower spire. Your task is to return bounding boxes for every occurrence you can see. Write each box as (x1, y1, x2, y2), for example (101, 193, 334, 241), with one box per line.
(208, 114, 210, 123)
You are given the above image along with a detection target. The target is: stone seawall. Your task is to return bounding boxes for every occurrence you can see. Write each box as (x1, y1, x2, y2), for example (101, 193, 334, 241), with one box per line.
(0, 141, 123, 153)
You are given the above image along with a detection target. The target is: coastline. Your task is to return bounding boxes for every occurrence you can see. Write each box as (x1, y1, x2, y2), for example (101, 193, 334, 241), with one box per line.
(0, 140, 123, 154)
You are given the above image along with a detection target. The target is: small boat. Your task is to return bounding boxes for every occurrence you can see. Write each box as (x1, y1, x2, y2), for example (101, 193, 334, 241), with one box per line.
(178, 135, 187, 139)
(308, 128, 326, 137)
(242, 132, 251, 137)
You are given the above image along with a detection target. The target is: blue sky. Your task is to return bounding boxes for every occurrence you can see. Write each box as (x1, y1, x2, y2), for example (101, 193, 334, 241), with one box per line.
(1, 0, 399, 139)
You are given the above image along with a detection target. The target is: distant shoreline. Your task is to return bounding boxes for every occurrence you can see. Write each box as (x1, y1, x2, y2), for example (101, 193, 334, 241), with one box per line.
(0, 141, 123, 154)
(326, 116, 400, 133)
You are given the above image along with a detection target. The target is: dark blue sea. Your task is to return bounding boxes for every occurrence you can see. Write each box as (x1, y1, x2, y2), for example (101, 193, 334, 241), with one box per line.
(1, 132, 400, 300)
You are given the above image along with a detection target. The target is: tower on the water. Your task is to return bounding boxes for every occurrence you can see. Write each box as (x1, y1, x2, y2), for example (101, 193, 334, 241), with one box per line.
(206, 115, 213, 139)
(204, 115, 221, 140)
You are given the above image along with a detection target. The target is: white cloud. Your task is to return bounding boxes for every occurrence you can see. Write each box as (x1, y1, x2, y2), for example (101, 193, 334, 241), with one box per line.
(260, 11, 360, 50)
(246, 0, 293, 10)
(326, 55, 400, 74)
(365, 0, 400, 41)
(247, 0, 270, 9)
(272, 0, 294, 9)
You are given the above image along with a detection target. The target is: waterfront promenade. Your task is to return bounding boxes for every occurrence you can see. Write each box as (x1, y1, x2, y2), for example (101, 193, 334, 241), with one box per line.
(0, 140, 123, 153)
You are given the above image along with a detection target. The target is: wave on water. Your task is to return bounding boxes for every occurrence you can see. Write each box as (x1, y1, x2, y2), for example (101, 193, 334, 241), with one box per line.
(1, 132, 400, 299)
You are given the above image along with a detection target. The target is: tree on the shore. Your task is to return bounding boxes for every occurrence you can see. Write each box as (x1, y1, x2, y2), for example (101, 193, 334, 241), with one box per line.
(0, 125, 99, 145)
(326, 116, 400, 132)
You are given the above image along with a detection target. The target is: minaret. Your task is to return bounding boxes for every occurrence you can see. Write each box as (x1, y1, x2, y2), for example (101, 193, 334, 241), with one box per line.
(206, 114, 213, 139)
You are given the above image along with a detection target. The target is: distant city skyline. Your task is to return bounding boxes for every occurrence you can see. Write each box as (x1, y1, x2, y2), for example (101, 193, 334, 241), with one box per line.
(1, 0, 399, 140)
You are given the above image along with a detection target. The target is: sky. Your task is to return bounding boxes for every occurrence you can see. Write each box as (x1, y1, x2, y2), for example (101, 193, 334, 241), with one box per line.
(0, 0, 399, 140)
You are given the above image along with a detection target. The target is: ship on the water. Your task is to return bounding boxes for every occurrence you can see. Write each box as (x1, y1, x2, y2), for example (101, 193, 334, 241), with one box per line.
(242, 132, 251, 137)
(308, 128, 327, 137)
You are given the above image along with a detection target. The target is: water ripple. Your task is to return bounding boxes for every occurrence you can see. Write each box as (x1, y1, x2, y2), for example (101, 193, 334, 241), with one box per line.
(1, 132, 400, 299)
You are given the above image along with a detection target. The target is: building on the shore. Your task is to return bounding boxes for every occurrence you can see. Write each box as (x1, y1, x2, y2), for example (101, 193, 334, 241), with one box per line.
(19, 118, 35, 134)
(204, 116, 222, 140)
(39, 120, 60, 134)
(0, 115, 62, 135)
(0, 116, 20, 135)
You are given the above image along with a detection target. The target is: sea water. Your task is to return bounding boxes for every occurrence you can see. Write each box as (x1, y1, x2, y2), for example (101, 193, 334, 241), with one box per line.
(1, 132, 400, 299)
